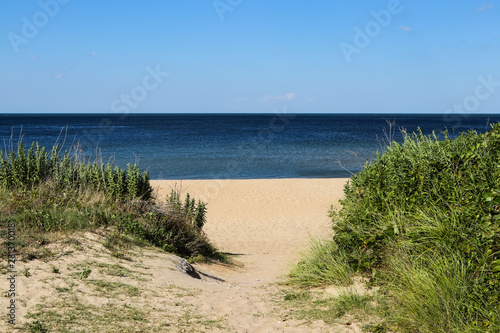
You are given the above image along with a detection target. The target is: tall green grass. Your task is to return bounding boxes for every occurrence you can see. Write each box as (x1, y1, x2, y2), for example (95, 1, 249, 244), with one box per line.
(0, 141, 152, 200)
(291, 123, 500, 332)
(0, 140, 223, 261)
(288, 238, 353, 287)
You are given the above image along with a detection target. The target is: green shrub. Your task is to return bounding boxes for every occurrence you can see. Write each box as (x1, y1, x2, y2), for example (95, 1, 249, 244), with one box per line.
(132, 190, 219, 259)
(292, 123, 500, 332)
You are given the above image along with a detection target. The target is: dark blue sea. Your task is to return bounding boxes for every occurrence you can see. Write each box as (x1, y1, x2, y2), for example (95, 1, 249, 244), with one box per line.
(0, 114, 498, 179)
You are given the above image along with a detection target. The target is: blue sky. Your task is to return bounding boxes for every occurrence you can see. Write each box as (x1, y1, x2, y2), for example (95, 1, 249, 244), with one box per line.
(0, 0, 499, 114)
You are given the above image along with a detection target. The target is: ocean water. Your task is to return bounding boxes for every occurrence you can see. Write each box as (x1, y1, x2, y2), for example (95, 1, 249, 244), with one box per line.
(0, 114, 498, 179)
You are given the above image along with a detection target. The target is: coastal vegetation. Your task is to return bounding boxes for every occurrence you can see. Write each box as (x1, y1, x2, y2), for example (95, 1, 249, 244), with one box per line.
(289, 123, 500, 332)
(0, 141, 222, 264)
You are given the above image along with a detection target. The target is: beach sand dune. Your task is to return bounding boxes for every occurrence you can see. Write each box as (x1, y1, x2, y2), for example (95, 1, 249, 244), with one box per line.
(148, 178, 362, 332)
(151, 179, 348, 283)
(3, 179, 364, 332)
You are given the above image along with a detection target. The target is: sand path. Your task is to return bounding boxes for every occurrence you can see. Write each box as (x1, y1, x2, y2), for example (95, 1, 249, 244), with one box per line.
(150, 178, 357, 332)
(151, 179, 347, 283)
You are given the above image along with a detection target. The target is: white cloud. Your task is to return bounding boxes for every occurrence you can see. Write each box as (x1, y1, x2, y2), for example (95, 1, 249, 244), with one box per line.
(54, 74, 63, 79)
(478, 3, 494, 11)
(260, 93, 296, 101)
(398, 26, 413, 32)
(281, 93, 296, 101)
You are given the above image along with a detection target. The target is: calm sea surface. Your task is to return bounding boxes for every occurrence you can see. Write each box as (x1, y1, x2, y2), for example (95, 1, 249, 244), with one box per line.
(0, 114, 498, 179)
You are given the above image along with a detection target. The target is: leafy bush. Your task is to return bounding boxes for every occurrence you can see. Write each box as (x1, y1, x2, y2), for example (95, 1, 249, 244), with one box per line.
(293, 123, 500, 332)
(334, 124, 500, 272)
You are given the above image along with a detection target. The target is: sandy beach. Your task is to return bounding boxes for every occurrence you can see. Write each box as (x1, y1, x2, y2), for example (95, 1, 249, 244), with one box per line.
(150, 178, 349, 282)
(147, 178, 361, 332)
(4, 178, 360, 333)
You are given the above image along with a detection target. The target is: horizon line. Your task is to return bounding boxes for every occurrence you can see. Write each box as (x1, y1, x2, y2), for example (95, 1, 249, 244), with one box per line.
(1, 112, 499, 116)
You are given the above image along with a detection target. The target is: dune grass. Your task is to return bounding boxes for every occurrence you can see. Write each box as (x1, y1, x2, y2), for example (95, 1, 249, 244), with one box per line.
(288, 238, 353, 287)
(0, 140, 224, 263)
(289, 123, 500, 332)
